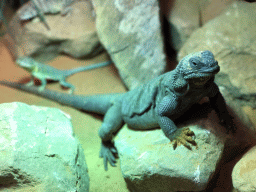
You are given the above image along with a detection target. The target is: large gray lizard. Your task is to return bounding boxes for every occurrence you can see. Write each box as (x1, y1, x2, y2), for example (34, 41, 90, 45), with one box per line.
(16, 56, 111, 94)
(0, 51, 235, 171)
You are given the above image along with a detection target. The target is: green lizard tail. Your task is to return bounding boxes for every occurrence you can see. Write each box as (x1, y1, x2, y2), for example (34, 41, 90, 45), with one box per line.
(0, 81, 122, 115)
(65, 61, 112, 77)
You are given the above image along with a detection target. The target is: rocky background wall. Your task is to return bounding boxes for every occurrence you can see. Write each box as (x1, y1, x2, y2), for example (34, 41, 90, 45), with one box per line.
(0, 0, 256, 191)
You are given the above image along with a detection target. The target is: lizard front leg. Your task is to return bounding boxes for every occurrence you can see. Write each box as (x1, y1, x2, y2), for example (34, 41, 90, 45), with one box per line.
(157, 95, 196, 150)
(98, 102, 124, 171)
(208, 83, 236, 133)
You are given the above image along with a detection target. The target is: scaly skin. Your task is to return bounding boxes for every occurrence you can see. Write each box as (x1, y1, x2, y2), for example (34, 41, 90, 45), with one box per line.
(16, 56, 111, 94)
(0, 51, 235, 171)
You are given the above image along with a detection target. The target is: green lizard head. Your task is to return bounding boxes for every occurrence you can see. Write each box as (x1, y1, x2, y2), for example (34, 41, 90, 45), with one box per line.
(178, 51, 220, 86)
(16, 56, 37, 72)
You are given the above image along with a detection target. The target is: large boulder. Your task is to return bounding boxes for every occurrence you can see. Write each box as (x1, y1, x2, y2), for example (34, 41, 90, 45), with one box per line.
(178, 1, 256, 131)
(0, 102, 89, 191)
(92, 0, 166, 89)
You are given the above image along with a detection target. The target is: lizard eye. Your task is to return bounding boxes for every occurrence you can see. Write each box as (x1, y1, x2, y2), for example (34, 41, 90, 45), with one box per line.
(191, 61, 197, 66)
(189, 58, 199, 68)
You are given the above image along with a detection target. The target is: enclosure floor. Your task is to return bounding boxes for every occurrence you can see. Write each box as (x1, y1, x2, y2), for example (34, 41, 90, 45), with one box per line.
(0, 41, 129, 192)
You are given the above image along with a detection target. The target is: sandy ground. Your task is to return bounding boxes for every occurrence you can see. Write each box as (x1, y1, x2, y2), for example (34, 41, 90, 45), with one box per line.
(0, 41, 129, 192)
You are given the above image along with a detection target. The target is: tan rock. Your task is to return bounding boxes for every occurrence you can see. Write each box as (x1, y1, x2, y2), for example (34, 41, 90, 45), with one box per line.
(232, 145, 256, 192)
(168, 0, 238, 50)
(5, 1, 103, 60)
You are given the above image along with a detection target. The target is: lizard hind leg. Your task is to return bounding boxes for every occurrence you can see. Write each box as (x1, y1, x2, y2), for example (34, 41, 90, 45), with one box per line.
(25, 77, 35, 87)
(37, 78, 47, 92)
(98, 103, 124, 171)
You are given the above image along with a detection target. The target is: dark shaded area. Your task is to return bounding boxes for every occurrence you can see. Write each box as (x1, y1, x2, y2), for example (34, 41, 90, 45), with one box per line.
(7, 0, 29, 9)
(0, 168, 35, 189)
(215, 72, 256, 108)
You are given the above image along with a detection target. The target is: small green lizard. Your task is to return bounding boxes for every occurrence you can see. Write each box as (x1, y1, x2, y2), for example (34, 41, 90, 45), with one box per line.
(16, 56, 111, 94)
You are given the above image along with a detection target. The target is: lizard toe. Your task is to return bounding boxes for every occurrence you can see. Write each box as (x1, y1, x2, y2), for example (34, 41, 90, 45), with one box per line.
(172, 127, 197, 150)
(100, 141, 118, 171)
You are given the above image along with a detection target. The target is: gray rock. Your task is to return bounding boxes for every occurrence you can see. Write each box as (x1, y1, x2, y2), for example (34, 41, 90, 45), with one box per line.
(178, 2, 256, 130)
(115, 125, 225, 192)
(92, 0, 166, 89)
(232, 145, 256, 192)
(0, 102, 89, 192)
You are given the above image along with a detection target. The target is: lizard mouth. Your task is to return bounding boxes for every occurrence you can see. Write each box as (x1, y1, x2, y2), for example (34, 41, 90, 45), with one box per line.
(191, 76, 211, 86)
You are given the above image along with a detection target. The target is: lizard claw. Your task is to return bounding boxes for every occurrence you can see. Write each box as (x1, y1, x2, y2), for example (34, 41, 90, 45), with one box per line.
(172, 127, 197, 150)
(99, 141, 118, 171)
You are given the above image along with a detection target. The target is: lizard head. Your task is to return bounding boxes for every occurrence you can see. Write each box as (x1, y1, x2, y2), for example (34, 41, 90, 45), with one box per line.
(178, 50, 220, 86)
(16, 57, 36, 72)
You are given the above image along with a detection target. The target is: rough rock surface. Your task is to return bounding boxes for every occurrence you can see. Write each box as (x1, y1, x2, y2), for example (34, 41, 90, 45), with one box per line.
(115, 124, 225, 192)
(232, 145, 256, 192)
(92, 0, 166, 89)
(0, 102, 89, 191)
(168, 0, 238, 51)
(178, 2, 256, 130)
(5, 1, 103, 60)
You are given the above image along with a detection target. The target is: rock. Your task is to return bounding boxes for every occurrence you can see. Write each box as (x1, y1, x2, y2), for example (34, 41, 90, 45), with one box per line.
(232, 145, 256, 192)
(5, 1, 103, 60)
(177, 2, 256, 130)
(92, 0, 166, 89)
(115, 124, 225, 192)
(168, 0, 201, 51)
(0, 102, 89, 191)
(168, 0, 238, 51)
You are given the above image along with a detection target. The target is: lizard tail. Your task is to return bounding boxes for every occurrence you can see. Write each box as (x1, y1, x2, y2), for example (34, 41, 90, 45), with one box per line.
(64, 61, 112, 77)
(0, 81, 122, 115)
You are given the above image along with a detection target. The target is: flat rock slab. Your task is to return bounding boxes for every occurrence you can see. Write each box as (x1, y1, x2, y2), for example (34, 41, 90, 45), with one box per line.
(0, 102, 89, 191)
(115, 125, 224, 192)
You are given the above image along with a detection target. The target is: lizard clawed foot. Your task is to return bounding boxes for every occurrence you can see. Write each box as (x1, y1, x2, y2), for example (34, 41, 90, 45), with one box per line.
(99, 141, 118, 171)
(172, 128, 197, 150)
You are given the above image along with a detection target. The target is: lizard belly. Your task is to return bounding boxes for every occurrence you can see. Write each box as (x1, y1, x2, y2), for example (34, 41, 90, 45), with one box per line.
(123, 106, 159, 130)
(172, 90, 208, 119)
